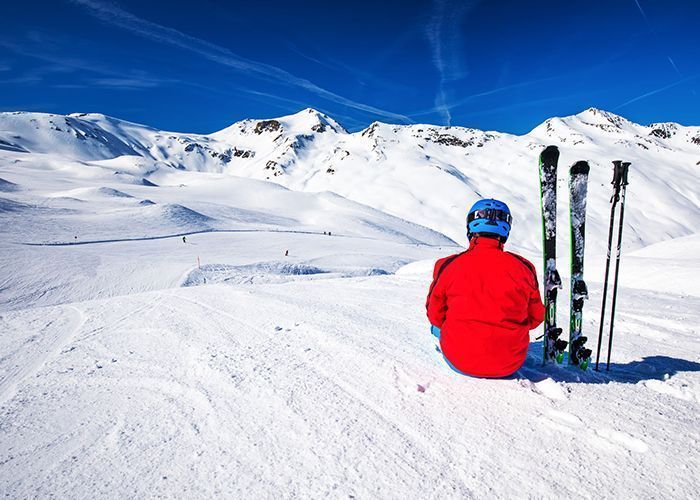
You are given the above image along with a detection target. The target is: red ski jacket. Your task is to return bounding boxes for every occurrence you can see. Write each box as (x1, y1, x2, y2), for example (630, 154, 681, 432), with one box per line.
(426, 236, 545, 378)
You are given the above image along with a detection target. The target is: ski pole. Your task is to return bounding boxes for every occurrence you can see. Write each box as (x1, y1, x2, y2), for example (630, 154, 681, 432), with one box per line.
(606, 162, 631, 370)
(594, 161, 624, 371)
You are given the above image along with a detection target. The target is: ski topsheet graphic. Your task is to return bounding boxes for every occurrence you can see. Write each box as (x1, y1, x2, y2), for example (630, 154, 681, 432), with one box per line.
(538, 146, 567, 363)
(569, 161, 591, 368)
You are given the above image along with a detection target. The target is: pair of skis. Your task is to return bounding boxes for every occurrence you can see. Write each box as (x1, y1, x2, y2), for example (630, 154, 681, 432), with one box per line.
(538, 146, 592, 369)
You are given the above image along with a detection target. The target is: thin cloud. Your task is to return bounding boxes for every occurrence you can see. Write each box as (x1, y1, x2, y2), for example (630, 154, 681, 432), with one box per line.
(409, 75, 558, 119)
(0, 38, 173, 88)
(1, 36, 336, 128)
(613, 75, 699, 110)
(69, 0, 412, 123)
(459, 94, 581, 122)
(0, 59, 78, 85)
(425, 0, 479, 125)
(286, 42, 414, 94)
(90, 77, 160, 89)
(433, 88, 452, 126)
(426, 0, 472, 82)
(632, 0, 683, 78)
(632, 0, 649, 22)
(667, 56, 682, 78)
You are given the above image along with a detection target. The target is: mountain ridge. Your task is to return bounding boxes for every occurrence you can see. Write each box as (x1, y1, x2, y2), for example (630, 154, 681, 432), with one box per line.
(1, 106, 699, 253)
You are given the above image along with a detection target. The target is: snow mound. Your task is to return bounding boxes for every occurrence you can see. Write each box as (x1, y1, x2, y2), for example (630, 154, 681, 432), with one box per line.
(181, 260, 391, 287)
(0, 178, 20, 192)
(97, 187, 134, 198)
(181, 261, 329, 287)
(156, 204, 214, 227)
(48, 186, 134, 200)
(395, 258, 439, 277)
(110, 172, 159, 187)
(0, 197, 30, 213)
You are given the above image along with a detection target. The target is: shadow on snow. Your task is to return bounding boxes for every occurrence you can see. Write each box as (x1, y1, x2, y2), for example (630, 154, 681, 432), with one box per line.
(516, 341, 700, 385)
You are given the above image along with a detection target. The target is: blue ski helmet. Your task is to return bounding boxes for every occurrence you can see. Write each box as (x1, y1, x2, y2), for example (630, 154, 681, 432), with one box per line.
(467, 198, 512, 241)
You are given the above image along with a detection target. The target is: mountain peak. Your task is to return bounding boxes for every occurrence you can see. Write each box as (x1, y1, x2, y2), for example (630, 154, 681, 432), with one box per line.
(574, 107, 629, 127)
(278, 108, 346, 134)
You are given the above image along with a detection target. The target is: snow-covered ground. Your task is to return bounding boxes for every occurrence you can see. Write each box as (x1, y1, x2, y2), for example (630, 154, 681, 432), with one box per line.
(1, 108, 699, 497)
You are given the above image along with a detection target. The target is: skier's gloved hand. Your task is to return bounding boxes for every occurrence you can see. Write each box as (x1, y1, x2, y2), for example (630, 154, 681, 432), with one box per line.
(430, 324, 441, 338)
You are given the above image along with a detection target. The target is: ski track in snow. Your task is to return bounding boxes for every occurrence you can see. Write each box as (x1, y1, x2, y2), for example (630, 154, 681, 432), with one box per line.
(1, 268, 699, 498)
(0, 305, 85, 406)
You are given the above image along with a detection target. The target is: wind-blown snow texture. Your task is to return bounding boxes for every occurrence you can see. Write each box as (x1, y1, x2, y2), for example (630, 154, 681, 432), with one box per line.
(1, 107, 698, 497)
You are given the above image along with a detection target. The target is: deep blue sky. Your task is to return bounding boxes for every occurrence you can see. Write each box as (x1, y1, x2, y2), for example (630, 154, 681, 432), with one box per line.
(1, 0, 698, 133)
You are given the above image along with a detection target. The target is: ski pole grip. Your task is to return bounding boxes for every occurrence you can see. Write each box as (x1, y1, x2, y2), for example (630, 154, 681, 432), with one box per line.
(611, 161, 624, 188)
(621, 162, 631, 186)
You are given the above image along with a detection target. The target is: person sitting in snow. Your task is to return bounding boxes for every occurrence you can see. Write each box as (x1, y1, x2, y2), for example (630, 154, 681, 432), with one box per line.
(426, 198, 545, 378)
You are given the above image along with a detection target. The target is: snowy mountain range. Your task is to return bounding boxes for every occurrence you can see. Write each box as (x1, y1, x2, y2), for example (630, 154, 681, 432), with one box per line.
(2, 107, 698, 252)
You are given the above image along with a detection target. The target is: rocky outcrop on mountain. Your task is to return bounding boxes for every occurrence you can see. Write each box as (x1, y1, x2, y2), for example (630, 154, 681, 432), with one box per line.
(254, 120, 282, 135)
(232, 147, 254, 158)
(648, 123, 677, 139)
(423, 128, 495, 148)
(361, 122, 380, 139)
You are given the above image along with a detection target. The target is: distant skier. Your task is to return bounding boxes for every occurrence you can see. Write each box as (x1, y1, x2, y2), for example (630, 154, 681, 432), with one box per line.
(285, 249, 289, 257)
(182, 236, 187, 244)
(426, 199, 545, 378)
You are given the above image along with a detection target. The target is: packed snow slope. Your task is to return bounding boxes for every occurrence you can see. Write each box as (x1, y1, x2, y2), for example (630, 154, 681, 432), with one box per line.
(1, 108, 699, 497)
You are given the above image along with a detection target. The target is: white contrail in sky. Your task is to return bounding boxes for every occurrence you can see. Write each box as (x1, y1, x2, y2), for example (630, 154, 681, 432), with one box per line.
(426, 0, 452, 125)
(632, 0, 683, 79)
(409, 75, 558, 118)
(613, 75, 697, 110)
(425, 0, 479, 125)
(667, 56, 683, 78)
(69, 0, 413, 123)
(632, 0, 649, 22)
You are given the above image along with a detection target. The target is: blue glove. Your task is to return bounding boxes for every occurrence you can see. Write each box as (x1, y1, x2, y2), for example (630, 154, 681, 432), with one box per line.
(430, 324, 441, 338)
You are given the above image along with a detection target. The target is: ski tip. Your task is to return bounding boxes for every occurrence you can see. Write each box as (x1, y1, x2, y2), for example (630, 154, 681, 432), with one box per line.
(570, 160, 590, 175)
(541, 145, 559, 160)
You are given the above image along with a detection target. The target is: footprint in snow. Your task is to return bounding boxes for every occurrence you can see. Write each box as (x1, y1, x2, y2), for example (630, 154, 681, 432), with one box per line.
(537, 410, 583, 435)
(519, 377, 569, 401)
(392, 365, 431, 395)
(548, 409, 583, 427)
(595, 428, 649, 453)
(538, 409, 649, 455)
